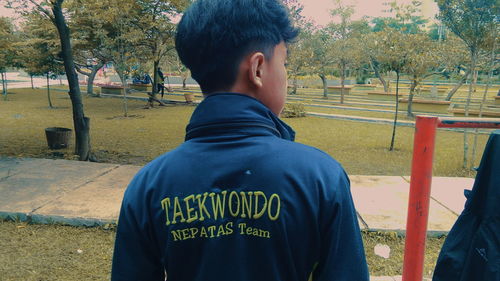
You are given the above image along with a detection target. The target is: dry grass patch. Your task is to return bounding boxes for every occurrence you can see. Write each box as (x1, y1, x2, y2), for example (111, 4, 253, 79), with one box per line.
(0, 221, 446, 279)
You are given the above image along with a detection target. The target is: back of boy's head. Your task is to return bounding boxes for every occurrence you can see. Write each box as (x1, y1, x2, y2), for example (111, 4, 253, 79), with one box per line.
(175, 0, 298, 94)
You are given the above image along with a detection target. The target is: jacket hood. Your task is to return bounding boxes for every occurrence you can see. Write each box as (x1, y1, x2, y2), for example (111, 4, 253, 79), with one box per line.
(185, 93, 295, 141)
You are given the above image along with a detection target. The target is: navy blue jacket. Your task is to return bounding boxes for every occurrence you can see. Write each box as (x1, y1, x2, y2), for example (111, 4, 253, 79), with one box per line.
(433, 130, 500, 281)
(112, 93, 368, 281)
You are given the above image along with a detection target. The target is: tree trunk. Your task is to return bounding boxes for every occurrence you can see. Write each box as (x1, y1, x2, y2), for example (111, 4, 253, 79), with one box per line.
(59, 75, 62, 85)
(147, 60, 164, 108)
(75, 62, 103, 96)
(445, 69, 471, 101)
(319, 74, 328, 98)
(182, 76, 187, 90)
(1, 72, 7, 101)
(87, 62, 104, 96)
(30, 74, 34, 89)
(52, 0, 91, 161)
(462, 50, 477, 169)
(46, 73, 53, 108)
(389, 71, 400, 151)
(370, 58, 389, 93)
(291, 75, 298, 95)
(340, 63, 345, 104)
(117, 70, 128, 117)
(407, 75, 418, 117)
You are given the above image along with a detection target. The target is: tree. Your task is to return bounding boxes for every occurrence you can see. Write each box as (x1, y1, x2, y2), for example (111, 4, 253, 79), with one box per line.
(402, 33, 441, 117)
(328, 1, 368, 103)
(309, 28, 336, 98)
(67, 0, 114, 97)
(17, 11, 64, 108)
(364, 1, 428, 94)
(0, 17, 17, 101)
(360, 32, 392, 93)
(436, 0, 499, 169)
(133, 0, 189, 108)
(376, 28, 412, 151)
(7, 0, 93, 161)
(287, 27, 314, 95)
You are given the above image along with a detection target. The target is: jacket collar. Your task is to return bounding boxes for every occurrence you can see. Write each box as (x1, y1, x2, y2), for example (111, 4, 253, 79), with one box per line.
(185, 93, 295, 142)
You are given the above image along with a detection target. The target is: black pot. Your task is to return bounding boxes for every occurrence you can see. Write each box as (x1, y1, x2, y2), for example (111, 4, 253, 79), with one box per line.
(45, 127, 72, 149)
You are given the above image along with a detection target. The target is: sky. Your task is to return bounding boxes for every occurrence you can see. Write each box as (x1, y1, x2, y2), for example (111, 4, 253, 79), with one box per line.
(0, 0, 438, 25)
(300, 0, 439, 26)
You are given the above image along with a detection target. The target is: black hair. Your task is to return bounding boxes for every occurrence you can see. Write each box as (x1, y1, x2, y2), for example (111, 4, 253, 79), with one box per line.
(175, 0, 298, 94)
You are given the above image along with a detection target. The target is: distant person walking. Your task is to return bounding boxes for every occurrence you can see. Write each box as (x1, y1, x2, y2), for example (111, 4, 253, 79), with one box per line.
(157, 67, 165, 98)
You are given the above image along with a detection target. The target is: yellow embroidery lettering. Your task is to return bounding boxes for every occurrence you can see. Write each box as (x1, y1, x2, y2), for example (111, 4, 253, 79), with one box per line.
(181, 228, 191, 240)
(196, 192, 210, 221)
(238, 222, 246, 234)
(217, 224, 226, 237)
(228, 191, 240, 217)
(172, 197, 186, 224)
(207, 225, 217, 238)
(246, 226, 253, 235)
(210, 191, 227, 219)
(268, 193, 281, 221)
(259, 228, 271, 238)
(189, 227, 199, 238)
(171, 229, 182, 241)
(200, 226, 208, 238)
(184, 194, 198, 223)
(160, 197, 171, 225)
(253, 191, 267, 219)
(240, 191, 253, 218)
(225, 222, 233, 235)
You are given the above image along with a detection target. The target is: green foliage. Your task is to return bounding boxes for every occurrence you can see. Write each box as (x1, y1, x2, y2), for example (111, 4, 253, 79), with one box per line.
(16, 12, 64, 77)
(436, 0, 498, 52)
(0, 17, 16, 72)
(282, 103, 306, 118)
(371, 0, 428, 34)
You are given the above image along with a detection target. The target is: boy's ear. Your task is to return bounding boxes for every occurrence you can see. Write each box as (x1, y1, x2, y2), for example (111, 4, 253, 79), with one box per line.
(248, 52, 265, 89)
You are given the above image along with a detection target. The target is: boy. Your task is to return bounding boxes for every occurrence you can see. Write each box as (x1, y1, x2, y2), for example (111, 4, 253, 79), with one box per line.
(111, 0, 368, 280)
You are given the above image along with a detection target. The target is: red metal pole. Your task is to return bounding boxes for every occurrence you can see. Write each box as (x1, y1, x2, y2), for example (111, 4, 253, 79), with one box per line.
(402, 116, 438, 281)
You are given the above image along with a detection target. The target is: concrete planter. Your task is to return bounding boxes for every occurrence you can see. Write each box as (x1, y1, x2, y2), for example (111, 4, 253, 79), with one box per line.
(327, 85, 353, 95)
(398, 99, 451, 114)
(355, 84, 377, 90)
(450, 107, 500, 118)
(419, 85, 448, 94)
(129, 83, 151, 91)
(367, 91, 407, 101)
(100, 86, 124, 95)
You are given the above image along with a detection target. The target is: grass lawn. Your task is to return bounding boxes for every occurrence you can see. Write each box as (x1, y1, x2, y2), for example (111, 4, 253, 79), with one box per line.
(0, 87, 489, 176)
(0, 221, 446, 279)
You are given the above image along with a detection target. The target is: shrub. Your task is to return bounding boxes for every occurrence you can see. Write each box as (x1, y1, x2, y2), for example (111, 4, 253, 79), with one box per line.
(282, 103, 306, 118)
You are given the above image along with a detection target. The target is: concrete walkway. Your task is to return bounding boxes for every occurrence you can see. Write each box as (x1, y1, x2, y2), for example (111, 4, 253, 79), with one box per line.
(0, 157, 473, 234)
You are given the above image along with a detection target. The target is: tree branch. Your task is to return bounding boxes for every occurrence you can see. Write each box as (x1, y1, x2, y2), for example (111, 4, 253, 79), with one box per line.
(28, 0, 54, 21)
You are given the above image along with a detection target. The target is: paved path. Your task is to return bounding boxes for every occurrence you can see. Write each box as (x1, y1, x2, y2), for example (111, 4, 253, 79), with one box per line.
(0, 157, 473, 234)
